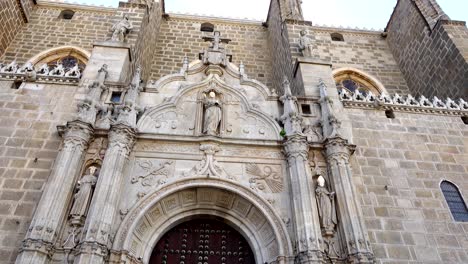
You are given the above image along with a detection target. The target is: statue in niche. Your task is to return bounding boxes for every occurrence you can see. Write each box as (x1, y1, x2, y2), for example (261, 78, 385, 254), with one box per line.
(203, 91, 222, 136)
(111, 14, 133, 42)
(315, 175, 337, 236)
(298, 30, 317, 58)
(69, 166, 99, 225)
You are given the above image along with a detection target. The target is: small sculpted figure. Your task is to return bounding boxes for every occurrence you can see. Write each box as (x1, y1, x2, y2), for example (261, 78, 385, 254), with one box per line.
(69, 166, 98, 224)
(316, 175, 337, 235)
(203, 91, 222, 135)
(18, 62, 36, 80)
(65, 63, 81, 78)
(49, 61, 65, 76)
(0, 60, 18, 73)
(298, 30, 316, 57)
(37, 63, 50, 75)
(111, 14, 133, 42)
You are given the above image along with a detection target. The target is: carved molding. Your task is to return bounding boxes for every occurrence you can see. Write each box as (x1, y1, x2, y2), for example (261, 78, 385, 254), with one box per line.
(339, 90, 468, 116)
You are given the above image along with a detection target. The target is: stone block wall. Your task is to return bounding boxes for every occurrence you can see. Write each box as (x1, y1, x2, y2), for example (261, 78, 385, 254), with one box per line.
(266, 0, 295, 95)
(0, 4, 117, 63)
(130, 1, 163, 81)
(0, 81, 79, 264)
(0, 0, 27, 57)
(149, 15, 274, 88)
(287, 24, 411, 95)
(348, 107, 468, 263)
(386, 0, 468, 100)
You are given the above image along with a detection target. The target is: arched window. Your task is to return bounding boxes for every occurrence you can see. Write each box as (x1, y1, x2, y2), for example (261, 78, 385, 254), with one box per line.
(59, 10, 75, 20)
(333, 67, 386, 96)
(330, 32, 344, 41)
(441, 181, 468, 222)
(27, 46, 90, 73)
(200, 22, 214, 32)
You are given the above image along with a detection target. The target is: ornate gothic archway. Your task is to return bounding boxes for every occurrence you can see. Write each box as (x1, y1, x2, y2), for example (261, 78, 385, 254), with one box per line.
(112, 178, 293, 264)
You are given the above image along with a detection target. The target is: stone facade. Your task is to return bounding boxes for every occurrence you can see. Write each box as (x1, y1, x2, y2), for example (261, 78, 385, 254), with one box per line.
(0, 0, 466, 264)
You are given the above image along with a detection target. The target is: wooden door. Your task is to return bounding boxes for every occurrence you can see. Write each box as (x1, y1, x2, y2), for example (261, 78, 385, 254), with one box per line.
(149, 219, 255, 264)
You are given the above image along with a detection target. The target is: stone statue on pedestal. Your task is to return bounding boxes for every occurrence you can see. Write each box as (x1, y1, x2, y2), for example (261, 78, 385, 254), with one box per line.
(69, 166, 99, 225)
(298, 30, 317, 57)
(315, 175, 337, 236)
(203, 91, 222, 135)
(111, 14, 133, 42)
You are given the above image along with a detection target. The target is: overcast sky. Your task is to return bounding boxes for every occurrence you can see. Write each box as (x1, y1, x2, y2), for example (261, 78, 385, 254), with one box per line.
(72, 0, 468, 30)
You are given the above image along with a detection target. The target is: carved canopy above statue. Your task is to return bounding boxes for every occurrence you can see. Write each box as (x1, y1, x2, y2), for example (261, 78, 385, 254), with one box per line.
(138, 60, 281, 141)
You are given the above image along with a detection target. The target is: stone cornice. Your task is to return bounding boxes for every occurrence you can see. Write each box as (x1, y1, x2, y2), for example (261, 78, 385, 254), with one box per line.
(0, 73, 80, 85)
(339, 90, 468, 116)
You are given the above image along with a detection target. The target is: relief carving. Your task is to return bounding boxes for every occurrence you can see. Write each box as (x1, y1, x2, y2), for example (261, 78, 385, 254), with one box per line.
(184, 143, 230, 179)
(131, 160, 174, 187)
(246, 163, 283, 193)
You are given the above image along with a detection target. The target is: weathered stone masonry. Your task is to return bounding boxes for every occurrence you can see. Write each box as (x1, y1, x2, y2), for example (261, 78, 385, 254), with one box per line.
(0, 0, 466, 263)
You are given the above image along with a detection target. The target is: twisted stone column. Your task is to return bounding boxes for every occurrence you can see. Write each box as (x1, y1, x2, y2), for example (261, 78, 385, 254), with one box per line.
(284, 134, 323, 264)
(324, 137, 374, 263)
(74, 123, 136, 264)
(15, 120, 94, 264)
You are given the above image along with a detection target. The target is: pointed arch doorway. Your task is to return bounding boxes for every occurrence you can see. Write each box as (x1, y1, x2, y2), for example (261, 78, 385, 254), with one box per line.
(149, 217, 255, 264)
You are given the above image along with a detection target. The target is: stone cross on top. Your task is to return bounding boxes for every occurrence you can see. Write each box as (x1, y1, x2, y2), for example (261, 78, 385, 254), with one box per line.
(202, 31, 231, 51)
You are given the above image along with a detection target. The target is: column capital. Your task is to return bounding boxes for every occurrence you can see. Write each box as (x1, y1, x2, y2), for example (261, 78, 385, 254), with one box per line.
(323, 136, 355, 161)
(18, 238, 54, 259)
(76, 241, 109, 259)
(108, 123, 137, 154)
(58, 120, 95, 148)
(283, 134, 309, 160)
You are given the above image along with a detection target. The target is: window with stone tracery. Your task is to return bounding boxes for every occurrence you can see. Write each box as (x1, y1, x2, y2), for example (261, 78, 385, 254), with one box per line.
(333, 68, 385, 96)
(46, 55, 86, 72)
(441, 181, 468, 222)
